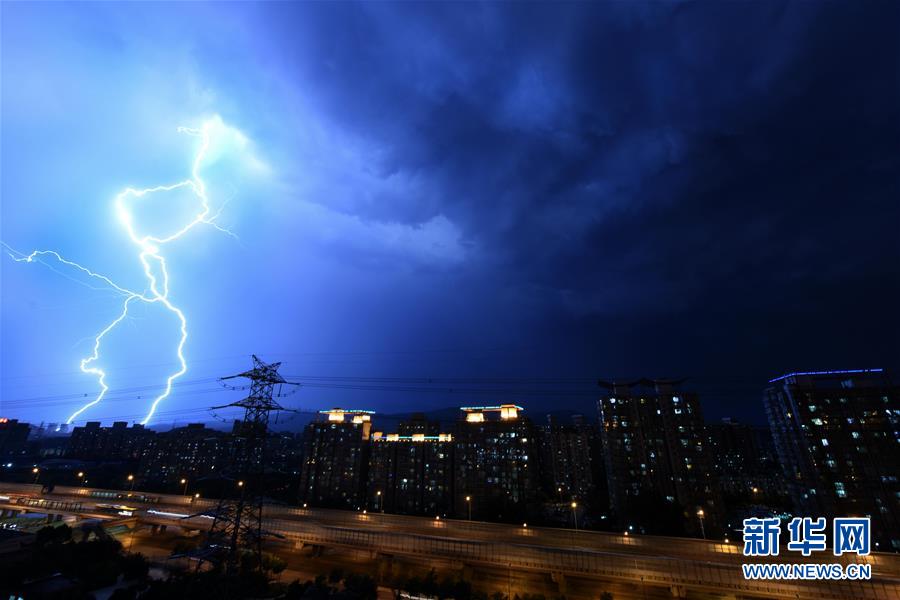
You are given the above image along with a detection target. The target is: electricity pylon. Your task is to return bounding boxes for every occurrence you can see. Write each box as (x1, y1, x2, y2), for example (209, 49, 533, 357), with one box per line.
(201, 355, 299, 571)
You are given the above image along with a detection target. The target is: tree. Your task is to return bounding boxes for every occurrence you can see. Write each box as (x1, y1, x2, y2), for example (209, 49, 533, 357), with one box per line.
(120, 552, 149, 580)
(329, 567, 345, 584)
(35, 523, 72, 546)
(343, 573, 377, 600)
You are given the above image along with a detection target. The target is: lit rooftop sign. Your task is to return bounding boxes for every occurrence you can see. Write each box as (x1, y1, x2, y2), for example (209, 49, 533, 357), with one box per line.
(768, 368, 884, 384)
(319, 408, 376, 423)
(460, 404, 523, 421)
(371, 432, 453, 442)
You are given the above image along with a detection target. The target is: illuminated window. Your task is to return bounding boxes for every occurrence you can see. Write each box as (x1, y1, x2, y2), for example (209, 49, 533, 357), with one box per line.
(835, 482, 847, 498)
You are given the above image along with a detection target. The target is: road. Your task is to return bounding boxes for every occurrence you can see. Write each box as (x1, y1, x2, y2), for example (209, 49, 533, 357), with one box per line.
(2, 482, 899, 600)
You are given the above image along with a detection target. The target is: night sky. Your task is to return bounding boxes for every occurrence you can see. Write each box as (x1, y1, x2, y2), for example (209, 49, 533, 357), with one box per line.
(2, 2, 898, 427)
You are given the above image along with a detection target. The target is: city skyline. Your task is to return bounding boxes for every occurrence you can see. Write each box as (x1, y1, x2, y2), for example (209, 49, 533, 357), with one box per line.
(3, 2, 898, 427)
(6, 368, 896, 546)
(3, 367, 890, 430)
(1, 362, 897, 597)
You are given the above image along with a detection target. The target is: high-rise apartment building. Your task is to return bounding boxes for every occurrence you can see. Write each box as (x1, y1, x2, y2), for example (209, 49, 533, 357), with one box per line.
(708, 418, 781, 498)
(367, 414, 454, 516)
(138, 423, 228, 484)
(764, 369, 900, 550)
(299, 408, 373, 509)
(453, 404, 538, 520)
(538, 414, 600, 505)
(0, 418, 31, 459)
(68, 421, 153, 461)
(598, 379, 721, 537)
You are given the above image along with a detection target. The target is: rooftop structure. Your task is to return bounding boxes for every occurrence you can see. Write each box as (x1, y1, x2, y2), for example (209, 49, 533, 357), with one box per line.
(460, 404, 524, 422)
(319, 408, 375, 424)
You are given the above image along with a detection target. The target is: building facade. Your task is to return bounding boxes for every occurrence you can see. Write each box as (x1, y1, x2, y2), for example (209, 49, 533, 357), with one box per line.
(137, 423, 229, 484)
(367, 414, 454, 516)
(708, 418, 781, 498)
(68, 421, 154, 461)
(453, 404, 538, 521)
(764, 369, 900, 550)
(299, 409, 373, 509)
(538, 414, 600, 505)
(0, 418, 31, 459)
(598, 379, 722, 537)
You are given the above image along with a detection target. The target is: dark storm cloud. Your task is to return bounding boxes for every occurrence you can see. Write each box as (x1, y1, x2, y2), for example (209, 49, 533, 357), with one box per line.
(268, 3, 898, 309)
(257, 1, 900, 419)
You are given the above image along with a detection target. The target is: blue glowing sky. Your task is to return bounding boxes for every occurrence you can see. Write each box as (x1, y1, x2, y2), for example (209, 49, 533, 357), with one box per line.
(2, 2, 898, 427)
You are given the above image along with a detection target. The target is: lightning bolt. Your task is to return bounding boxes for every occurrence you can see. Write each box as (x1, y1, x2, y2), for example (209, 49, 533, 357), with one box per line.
(6, 118, 234, 426)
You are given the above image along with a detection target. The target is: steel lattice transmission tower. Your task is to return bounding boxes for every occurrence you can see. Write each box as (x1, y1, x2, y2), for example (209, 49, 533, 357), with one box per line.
(202, 355, 299, 571)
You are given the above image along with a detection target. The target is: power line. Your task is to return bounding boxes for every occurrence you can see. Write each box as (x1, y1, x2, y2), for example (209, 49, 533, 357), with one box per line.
(1, 373, 779, 409)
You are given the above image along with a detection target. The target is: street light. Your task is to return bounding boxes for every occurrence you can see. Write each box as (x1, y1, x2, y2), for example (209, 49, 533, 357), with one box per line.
(571, 501, 578, 531)
(127, 474, 135, 491)
(180, 478, 189, 496)
(376, 490, 383, 513)
(465, 495, 472, 521)
(32, 467, 40, 483)
(237, 480, 244, 488)
(697, 508, 706, 539)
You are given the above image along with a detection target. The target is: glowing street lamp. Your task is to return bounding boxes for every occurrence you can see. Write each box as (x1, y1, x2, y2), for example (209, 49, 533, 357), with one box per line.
(180, 478, 189, 496)
(32, 467, 40, 483)
(697, 508, 706, 539)
(465, 495, 472, 521)
(376, 490, 383, 513)
(127, 474, 135, 491)
(571, 501, 578, 531)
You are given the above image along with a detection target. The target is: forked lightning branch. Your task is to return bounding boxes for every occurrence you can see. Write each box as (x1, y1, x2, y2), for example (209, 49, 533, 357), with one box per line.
(6, 119, 235, 427)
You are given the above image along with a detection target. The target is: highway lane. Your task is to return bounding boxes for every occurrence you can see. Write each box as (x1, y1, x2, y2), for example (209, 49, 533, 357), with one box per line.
(2, 482, 894, 572)
(125, 509, 900, 600)
(3, 483, 900, 600)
